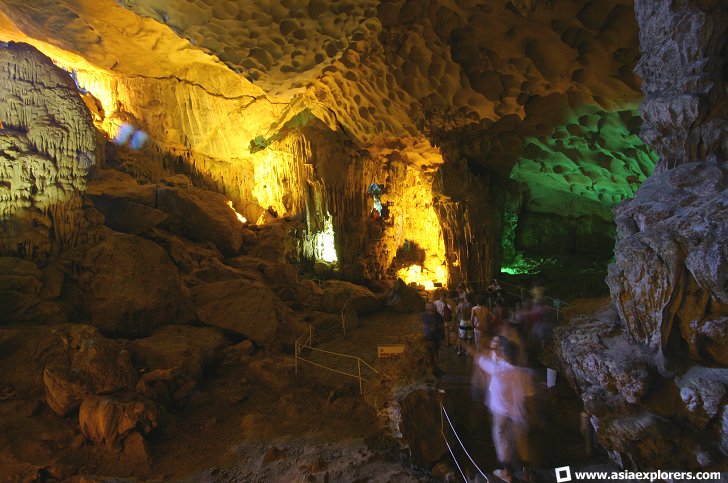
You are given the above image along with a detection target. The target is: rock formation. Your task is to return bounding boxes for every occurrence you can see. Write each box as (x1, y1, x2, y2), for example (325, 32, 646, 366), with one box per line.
(555, 0, 728, 473)
(0, 0, 723, 479)
(608, 0, 728, 368)
(0, 0, 657, 285)
(0, 42, 97, 260)
(635, 0, 728, 171)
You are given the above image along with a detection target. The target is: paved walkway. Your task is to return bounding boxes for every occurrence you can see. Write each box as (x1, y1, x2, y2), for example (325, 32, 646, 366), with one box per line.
(300, 307, 603, 482)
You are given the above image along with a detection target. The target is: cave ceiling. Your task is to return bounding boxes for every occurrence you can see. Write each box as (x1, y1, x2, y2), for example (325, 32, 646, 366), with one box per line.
(0, 0, 656, 217)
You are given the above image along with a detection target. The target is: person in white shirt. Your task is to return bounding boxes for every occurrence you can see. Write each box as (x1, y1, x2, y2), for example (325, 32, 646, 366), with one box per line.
(467, 336, 535, 482)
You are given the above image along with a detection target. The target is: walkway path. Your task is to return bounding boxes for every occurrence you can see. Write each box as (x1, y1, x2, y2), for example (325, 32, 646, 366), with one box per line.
(300, 305, 608, 482)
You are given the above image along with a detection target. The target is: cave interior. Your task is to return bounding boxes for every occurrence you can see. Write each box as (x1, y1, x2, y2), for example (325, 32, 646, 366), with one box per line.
(0, 0, 726, 481)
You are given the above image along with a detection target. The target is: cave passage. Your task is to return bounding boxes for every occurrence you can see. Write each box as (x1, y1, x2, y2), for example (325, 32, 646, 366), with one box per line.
(0, 0, 727, 481)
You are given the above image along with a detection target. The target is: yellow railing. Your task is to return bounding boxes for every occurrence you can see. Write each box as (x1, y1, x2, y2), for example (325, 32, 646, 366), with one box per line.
(294, 323, 379, 395)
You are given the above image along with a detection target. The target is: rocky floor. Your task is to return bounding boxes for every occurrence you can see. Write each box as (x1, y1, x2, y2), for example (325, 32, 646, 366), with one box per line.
(0, 311, 432, 482)
(0, 292, 668, 483)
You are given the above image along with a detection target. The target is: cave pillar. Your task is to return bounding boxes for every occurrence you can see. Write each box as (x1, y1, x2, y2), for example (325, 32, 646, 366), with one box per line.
(635, 0, 728, 171)
(433, 160, 504, 289)
(607, 1, 728, 365)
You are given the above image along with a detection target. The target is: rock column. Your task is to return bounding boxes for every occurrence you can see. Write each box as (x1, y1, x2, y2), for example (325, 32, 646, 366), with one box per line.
(635, 0, 728, 170)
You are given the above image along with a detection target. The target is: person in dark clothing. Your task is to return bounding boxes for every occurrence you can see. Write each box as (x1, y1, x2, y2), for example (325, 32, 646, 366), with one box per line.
(422, 302, 444, 372)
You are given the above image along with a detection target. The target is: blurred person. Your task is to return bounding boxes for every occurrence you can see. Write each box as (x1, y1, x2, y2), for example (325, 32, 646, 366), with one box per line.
(421, 302, 444, 373)
(466, 283, 477, 300)
(467, 337, 536, 482)
(456, 282, 467, 302)
(528, 298, 551, 365)
(487, 278, 503, 305)
(472, 294, 495, 350)
(492, 299, 507, 336)
(456, 293, 475, 356)
(433, 290, 453, 347)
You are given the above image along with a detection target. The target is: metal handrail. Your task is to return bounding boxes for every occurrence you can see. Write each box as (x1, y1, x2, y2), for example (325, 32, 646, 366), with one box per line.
(493, 278, 568, 306)
(439, 391, 490, 482)
(294, 324, 379, 395)
(441, 400, 489, 481)
(457, 278, 568, 307)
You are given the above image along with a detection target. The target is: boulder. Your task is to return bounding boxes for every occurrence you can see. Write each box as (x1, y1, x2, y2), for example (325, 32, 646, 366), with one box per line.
(77, 229, 193, 337)
(79, 394, 160, 448)
(145, 228, 224, 275)
(43, 364, 92, 416)
(320, 280, 381, 315)
(86, 168, 157, 206)
(677, 366, 728, 430)
(89, 194, 167, 235)
(187, 258, 255, 285)
(159, 173, 193, 187)
(607, 163, 728, 365)
(555, 313, 652, 406)
(157, 186, 244, 257)
(247, 219, 298, 262)
(248, 357, 295, 392)
(227, 255, 299, 299)
(295, 279, 324, 310)
(191, 278, 285, 345)
(86, 168, 165, 234)
(121, 431, 151, 470)
(43, 325, 137, 415)
(555, 300, 728, 470)
(71, 339, 137, 395)
(133, 325, 226, 407)
(597, 412, 682, 470)
(396, 386, 447, 467)
(40, 261, 66, 300)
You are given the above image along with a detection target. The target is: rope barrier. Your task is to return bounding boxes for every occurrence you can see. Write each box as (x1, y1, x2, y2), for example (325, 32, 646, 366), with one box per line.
(441, 430, 469, 483)
(303, 344, 363, 360)
(299, 343, 379, 376)
(316, 323, 342, 337)
(455, 277, 568, 307)
(493, 278, 568, 306)
(294, 323, 379, 395)
(441, 403, 489, 481)
(296, 355, 371, 382)
(358, 358, 379, 373)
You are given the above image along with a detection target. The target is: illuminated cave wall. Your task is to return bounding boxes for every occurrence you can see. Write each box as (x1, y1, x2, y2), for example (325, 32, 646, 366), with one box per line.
(0, 0, 659, 286)
(259, 121, 448, 285)
(508, 105, 658, 267)
(0, 42, 98, 260)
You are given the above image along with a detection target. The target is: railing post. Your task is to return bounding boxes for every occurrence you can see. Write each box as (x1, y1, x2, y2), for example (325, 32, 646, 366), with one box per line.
(357, 358, 363, 395)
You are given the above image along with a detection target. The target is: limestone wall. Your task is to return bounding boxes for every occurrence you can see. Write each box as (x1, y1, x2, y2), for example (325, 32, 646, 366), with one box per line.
(609, 0, 728, 365)
(0, 42, 97, 260)
(635, 0, 728, 170)
(555, 0, 728, 472)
